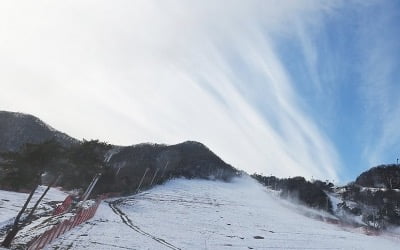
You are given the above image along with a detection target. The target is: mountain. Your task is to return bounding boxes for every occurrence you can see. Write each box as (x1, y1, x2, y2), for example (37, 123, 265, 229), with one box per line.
(0, 111, 78, 152)
(94, 141, 240, 194)
(0, 111, 238, 193)
(1, 110, 398, 232)
(0, 111, 399, 248)
(336, 165, 400, 228)
(355, 164, 400, 189)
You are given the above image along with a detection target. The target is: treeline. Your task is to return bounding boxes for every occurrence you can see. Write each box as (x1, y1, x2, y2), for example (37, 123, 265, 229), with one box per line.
(355, 164, 400, 189)
(251, 174, 333, 213)
(100, 141, 240, 195)
(0, 139, 110, 192)
(340, 181, 400, 228)
(0, 140, 240, 197)
(344, 164, 400, 228)
(252, 167, 400, 229)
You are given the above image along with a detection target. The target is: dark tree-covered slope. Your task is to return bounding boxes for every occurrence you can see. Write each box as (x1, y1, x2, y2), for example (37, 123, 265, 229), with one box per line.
(355, 164, 400, 189)
(100, 141, 240, 194)
(0, 111, 78, 152)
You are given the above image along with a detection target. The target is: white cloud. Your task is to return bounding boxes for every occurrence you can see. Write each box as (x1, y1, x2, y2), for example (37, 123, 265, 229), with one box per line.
(355, 1, 400, 167)
(0, 0, 342, 180)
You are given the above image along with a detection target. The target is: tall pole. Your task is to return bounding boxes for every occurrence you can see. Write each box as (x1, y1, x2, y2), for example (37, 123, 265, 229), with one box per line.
(160, 161, 169, 179)
(115, 166, 122, 177)
(150, 168, 160, 186)
(136, 168, 150, 193)
(24, 175, 60, 223)
(82, 173, 101, 202)
(2, 185, 38, 247)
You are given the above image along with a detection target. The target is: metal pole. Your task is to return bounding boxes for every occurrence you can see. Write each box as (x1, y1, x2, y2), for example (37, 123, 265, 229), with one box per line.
(82, 173, 99, 200)
(82, 173, 101, 202)
(115, 166, 122, 177)
(160, 161, 169, 179)
(25, 175, 61, 223)
(136, 168, 150, 193)
(150, 168, 160, 186)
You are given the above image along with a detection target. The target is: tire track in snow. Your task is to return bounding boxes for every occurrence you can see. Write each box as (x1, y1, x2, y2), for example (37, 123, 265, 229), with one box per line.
(108, 199, 181, 250)
(89, 240, 136, 250)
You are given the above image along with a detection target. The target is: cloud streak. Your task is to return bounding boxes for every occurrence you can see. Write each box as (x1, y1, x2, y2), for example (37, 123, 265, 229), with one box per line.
(357, 1, 400, 167)
(0, 0, 345, 180)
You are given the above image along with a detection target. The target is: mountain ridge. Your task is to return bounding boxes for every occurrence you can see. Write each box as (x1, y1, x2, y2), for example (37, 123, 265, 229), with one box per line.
(0, 111, 78, 152)
(1, 111, 399, 231)
(0, 111, 239, 193)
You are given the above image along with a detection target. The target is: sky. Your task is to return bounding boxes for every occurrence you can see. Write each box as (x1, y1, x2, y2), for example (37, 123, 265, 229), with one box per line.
(1, 0, 399, 183)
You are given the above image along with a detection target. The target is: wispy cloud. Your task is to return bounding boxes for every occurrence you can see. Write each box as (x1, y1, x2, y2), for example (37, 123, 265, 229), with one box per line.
(0, 1, 344, 180)
(356, 1, 400, 167)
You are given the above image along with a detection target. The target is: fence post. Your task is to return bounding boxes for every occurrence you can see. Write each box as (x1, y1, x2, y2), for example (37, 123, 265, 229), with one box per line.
(37, 230, 50, 249)
(54, 195, 73, 215)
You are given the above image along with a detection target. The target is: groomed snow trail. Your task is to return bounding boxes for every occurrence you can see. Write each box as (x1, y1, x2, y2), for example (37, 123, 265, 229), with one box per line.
(47, 177, 399, 249)
(108, 199, 181, 250)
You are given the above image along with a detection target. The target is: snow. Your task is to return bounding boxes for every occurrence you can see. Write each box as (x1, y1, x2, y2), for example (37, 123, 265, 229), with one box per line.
(0, 187, 73, 248)
(48, 177, 400, 249)
(327, 193, 342, 212)
(0, 186, 68, 228)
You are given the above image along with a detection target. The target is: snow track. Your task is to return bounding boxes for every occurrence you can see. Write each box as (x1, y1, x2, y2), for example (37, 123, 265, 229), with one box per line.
(46, 177, 399, 249)
(108, 199, 181, 250)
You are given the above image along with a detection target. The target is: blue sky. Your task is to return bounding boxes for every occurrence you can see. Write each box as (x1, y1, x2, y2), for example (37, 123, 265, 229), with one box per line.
(271, 1, 400, 181)
(0, 1, 399, 183)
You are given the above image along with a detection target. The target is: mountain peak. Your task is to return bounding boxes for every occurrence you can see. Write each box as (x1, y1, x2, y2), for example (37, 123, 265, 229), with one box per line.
(0, 110, 78, 152)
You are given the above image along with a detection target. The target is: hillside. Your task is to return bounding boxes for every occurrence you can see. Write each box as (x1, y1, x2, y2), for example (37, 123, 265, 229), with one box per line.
(336, 165, 400, 228)
(98, 141, 239, 194)
(0, 111, 78, 152)
(0, 186, 67, 231)
(44, 178, 398, 249)
(355, 164, 400, 189)
(0, 111, 238, 193)
(252, 167, 400, 231)
(1, 110, 399, 243)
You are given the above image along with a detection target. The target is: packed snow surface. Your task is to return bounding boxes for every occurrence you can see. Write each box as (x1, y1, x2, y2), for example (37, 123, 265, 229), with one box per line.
(0, 186, 67, 228)
(46, 177, 399, 249)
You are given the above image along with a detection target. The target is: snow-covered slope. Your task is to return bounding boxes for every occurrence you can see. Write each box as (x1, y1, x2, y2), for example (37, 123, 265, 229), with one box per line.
(0, 186, 68, 230)
(49, 177, 399, 249)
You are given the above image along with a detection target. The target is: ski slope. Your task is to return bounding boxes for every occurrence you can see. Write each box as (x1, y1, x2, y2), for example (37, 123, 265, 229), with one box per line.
(48, 177, 399, 249)
(0, 186, 67, 229)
